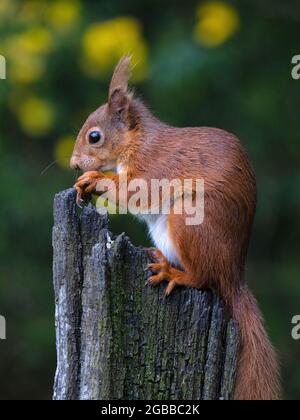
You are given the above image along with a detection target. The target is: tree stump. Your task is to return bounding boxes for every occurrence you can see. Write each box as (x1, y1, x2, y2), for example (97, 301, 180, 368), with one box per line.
(53, 189, 239, 401)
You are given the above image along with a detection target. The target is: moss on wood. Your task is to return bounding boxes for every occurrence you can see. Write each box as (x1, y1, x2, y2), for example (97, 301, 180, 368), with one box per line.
(53, 189, 239, 400)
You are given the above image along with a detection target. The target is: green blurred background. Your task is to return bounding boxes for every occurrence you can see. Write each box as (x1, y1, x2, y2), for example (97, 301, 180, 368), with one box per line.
(0, 0, 299, 400)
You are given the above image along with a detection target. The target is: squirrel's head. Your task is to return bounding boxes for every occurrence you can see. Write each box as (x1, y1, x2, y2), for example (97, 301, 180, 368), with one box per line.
(70, 55, 135, 172)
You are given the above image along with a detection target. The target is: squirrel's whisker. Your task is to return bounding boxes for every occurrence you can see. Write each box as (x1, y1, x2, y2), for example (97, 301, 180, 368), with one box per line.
(40, 160, 58, 176)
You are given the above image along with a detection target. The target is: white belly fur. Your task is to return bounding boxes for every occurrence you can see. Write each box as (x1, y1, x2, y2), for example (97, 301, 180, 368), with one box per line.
(138, 214, 181, 267)
(117, 166, 180, 267)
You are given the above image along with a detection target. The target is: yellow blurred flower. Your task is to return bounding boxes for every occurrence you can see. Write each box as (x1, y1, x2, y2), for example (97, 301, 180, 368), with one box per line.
(18, 0, 48, 23)
(4, 27, 54, 84)
(81, 17, 148, 81)
(55, 136, 75, 169)
(194, 1, 240, 48)
(47, 0, 80, 31)
(9, 54, 45, 84)
(12, 27, 54, 54)
(15, 97, 55, 136)
(0, 0, 16, 18)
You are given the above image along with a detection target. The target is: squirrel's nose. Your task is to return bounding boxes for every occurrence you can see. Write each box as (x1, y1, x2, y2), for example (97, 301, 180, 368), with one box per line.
(70, 156, 80, 170)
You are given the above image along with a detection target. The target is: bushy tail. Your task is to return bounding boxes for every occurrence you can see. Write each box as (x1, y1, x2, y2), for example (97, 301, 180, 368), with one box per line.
(230, 285, 281, 400)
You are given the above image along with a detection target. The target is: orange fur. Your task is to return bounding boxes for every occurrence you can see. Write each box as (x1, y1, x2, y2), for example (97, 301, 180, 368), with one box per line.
(71, 56, 281, 400)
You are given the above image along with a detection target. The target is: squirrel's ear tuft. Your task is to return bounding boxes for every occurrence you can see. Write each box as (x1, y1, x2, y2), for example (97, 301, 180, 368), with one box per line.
(108, 55, 132, 99)
(108, 55, 133, 123)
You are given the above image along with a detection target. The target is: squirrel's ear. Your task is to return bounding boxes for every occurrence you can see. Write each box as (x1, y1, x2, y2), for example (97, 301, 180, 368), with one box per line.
(108, 55, 132, 123)
(108, 87, 131, 122)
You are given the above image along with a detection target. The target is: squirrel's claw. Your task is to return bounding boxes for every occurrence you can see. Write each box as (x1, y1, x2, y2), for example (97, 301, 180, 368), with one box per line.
(144, 263, 157, 272)
(75, 185, 86, 208)
(76, 193, 84, 208)
(74, 171, 102, 206)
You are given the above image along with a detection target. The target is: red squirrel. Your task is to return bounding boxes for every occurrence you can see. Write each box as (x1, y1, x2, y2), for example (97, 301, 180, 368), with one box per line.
(70, 56, 280, 400)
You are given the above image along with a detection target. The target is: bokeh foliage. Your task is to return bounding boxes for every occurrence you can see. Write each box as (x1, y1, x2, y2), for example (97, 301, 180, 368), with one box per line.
(0, 0, 299, 400)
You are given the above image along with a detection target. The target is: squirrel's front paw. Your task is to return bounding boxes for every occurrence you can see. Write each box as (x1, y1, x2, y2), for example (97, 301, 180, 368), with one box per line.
(74, 171, 103, 206)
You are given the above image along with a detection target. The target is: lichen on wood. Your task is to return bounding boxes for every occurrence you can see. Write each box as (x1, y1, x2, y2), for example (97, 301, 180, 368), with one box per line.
(53, 188, 239, 400)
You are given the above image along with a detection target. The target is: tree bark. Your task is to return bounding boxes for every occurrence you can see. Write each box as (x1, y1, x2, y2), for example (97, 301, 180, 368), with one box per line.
(53, 188, 239, 401)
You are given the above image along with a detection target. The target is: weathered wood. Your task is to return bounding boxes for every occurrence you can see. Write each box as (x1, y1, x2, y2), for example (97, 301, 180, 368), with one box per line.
(53, 189, 82, 400)
(53, 188, 239, 400)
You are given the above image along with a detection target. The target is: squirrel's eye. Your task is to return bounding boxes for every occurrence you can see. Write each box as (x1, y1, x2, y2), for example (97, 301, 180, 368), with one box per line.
(88, 131, 102, 144)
